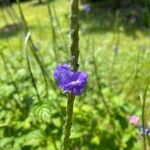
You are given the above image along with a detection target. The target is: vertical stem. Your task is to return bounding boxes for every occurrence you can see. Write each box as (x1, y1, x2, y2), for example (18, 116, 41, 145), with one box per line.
(62, 0, 79, 150)
(47, 1, 58, 63)
(16, 0, 56, 97)
(142, 77, 150, 150)
(62, 94, 75, 150)
(25, 33, 41, 102)
(53, 6, 68, 52)
(70, 0, 79, 71)
(147, 135, 150, 150)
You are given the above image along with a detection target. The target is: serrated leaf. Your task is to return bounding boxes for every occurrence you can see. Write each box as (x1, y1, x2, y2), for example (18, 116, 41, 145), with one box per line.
(32, 102, 53, 123)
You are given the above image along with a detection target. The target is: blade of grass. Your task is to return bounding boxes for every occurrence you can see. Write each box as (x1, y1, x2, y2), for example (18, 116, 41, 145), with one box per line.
(141, 77, 150, 150)
(47, 1, 59, 63)
(52, 4, 68, 51)
(16, 0, 56, 98)
(24, 32, 41, 102)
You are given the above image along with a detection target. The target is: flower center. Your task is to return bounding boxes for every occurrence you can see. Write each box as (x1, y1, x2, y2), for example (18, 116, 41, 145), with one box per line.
(71, 80, 80, 86)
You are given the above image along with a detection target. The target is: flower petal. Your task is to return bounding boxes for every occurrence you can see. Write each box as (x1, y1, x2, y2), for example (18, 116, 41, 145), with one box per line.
(54, 64, 88, 96)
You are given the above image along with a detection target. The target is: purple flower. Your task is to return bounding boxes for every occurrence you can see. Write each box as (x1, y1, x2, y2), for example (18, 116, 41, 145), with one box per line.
(83, 4, 91, 13)
(137, 125, 150, 137)
(54, 64, 88, 96)
(54, 64, 73, 88)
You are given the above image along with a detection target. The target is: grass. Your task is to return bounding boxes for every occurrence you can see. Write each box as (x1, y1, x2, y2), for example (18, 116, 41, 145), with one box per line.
(0, 0, 150, 149)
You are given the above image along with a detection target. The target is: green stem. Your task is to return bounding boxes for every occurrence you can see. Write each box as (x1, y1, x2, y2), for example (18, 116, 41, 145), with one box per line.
(25, 33, 41, 102)
(16, 0, 55, 97)
(142, 77, 150, 150)
(47, 1, 58, 63)
(70, 0, 79, 71)
(147, 135, 150, 150)
(62, 0, 79, 149)
(62, 94, 75, 150)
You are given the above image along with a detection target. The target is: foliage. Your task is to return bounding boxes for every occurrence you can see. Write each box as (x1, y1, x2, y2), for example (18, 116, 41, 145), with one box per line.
(81, 0, 150, 8)
(0, 0, 150, 149)
(0, 0, 31, 5)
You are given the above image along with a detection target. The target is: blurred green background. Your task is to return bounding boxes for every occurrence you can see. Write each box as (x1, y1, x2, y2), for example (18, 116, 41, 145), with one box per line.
(0, 0, 150, 149)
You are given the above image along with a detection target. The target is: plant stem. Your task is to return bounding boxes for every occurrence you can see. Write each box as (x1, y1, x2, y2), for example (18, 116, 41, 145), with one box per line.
(62, 94, 75, 150)
(142, 77, 150, 150)
(47, 1, 58, 63)
(24, 32, 41, 102)
(70, 0, 79, 71)
(16, 0, 55, 97)
(62, 0, 79, 149)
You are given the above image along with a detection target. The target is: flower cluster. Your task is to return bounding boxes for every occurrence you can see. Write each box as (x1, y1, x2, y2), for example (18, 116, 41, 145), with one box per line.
(138, 126, 150, 137)
(129, 115, 150, 137)
(54, 64, 88, 96)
